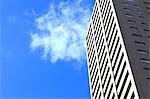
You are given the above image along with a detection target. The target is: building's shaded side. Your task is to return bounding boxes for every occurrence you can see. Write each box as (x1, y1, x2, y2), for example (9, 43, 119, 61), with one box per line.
(112, 0, 150, 98)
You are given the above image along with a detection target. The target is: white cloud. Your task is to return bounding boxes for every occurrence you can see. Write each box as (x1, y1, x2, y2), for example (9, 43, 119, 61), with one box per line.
(30, 0, 91, 63)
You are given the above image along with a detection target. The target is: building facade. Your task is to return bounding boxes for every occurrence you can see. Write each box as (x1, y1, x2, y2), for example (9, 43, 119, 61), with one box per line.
(86, 0, 150, 99)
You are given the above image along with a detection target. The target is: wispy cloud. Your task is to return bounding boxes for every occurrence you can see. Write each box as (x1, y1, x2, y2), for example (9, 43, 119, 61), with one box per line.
(8, 16, 17, 23)
(24, 8, 37, 17)
(30, 0, 91, 63)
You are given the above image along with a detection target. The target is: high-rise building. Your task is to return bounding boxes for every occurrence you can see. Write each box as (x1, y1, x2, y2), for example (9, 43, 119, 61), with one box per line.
(86, 0, 150, 99)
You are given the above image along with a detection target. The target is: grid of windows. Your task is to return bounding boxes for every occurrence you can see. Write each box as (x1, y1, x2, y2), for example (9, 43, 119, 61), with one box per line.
(85, 0, 144, 98)
(97, 0, 139, 98)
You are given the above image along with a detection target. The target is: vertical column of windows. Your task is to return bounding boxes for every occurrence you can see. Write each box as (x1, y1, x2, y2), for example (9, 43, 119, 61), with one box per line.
(86, 29, 102, 98)
(95, 0, 119, 98)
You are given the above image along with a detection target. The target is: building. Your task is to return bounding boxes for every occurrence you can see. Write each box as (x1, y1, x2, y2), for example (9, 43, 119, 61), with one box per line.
(86, 0, 150, 99)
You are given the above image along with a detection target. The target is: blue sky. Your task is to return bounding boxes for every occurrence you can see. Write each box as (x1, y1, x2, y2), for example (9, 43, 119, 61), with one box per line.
(0, 0, 95, 99)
